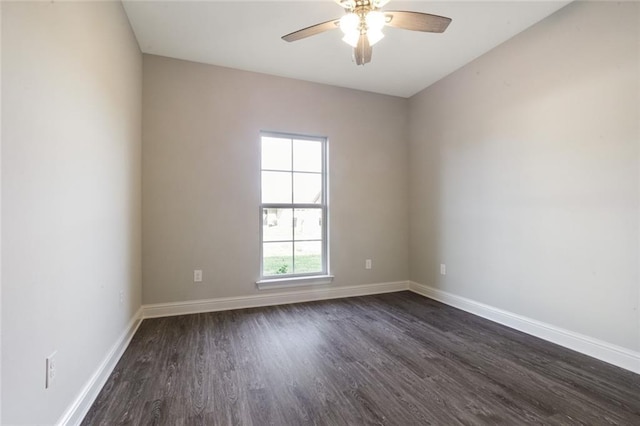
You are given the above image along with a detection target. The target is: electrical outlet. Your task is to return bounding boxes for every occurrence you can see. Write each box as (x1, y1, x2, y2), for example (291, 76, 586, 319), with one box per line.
(194, 269, 203, 283)
(365, 259, 372, 270)
(440, 264, 446, 275)
(46, 351, 57, 389)
(119, 290, 124, 305)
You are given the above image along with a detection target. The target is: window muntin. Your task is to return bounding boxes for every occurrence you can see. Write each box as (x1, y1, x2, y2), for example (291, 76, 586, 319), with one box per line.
(260, 133, 327, 279)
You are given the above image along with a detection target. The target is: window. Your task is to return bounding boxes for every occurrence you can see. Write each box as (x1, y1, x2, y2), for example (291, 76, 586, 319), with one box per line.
(259, 132, 328, 281)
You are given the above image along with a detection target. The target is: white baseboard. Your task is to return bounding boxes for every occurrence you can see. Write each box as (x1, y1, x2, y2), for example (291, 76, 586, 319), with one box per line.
(55, 280, 638, 426)
(57, 307, 144, 426)
(56, 281, 408, 425)
(143, 281, 410, 318)
(409, 281, 640, 375)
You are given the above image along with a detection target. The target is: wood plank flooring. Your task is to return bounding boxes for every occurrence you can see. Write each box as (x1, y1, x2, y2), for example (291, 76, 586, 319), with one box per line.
(81, 292, 640, 425)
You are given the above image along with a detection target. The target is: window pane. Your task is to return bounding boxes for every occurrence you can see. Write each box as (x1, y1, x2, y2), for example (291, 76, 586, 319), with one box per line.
(262, 171, 291, 203)
(263, 242, 293, 276)
(294, 241, 322, 274)
(262, 137, 291, 171)
(294, 209, 322, 241)
(263, 208, 293, 241)
(293, 139, 321, 172)
(293, 172, 321, 204)
(260, 133, 326, 280)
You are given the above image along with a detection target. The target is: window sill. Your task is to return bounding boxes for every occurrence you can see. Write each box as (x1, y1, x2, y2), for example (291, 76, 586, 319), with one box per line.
(256, 275, 334, 290)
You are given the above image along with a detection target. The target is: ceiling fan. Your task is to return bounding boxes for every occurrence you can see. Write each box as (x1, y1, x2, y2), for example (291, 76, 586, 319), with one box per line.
(282, 0, 452, 66)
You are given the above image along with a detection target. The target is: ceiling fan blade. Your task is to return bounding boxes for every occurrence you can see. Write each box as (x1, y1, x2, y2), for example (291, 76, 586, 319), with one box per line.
(385, 11, 452, 33)
(354, 34, 372, 65)
(282, 19, 340, 42)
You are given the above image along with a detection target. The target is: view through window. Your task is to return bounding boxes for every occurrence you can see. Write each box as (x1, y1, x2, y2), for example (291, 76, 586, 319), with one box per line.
(260, 133, 327, 278)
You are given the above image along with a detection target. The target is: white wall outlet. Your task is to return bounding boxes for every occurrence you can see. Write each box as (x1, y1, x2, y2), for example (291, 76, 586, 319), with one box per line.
(45, 351, 57, 389)
(119, 290, 124, 305)
(440, 264, 446, 275)
(365, 259, 372, 270)
(194, 269, 203, 283)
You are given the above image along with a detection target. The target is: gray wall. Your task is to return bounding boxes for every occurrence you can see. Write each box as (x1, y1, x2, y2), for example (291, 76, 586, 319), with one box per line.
(142, 55, 409, 304)
(408, 1, 640, 352)
(1, 2, 142, 424)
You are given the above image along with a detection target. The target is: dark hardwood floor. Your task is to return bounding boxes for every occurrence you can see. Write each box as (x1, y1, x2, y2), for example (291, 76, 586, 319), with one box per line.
(82, 291, 640, 425)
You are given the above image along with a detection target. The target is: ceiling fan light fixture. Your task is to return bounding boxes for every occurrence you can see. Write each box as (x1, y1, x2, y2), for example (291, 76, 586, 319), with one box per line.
(339, 13, 360, 34)
(367, 28, 384, 46)
(342, 30, 360, 47)
(365, 10, 386, 32)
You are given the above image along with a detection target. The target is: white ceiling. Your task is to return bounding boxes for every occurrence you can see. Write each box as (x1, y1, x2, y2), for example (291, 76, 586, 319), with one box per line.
(123, 1, 571, 98)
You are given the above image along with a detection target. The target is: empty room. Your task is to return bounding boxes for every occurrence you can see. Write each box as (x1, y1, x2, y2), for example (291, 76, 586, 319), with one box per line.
(1, 0, 639, 424)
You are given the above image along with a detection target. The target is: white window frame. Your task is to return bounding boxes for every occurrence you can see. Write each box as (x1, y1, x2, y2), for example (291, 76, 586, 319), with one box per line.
(257, 131, 331, 287)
